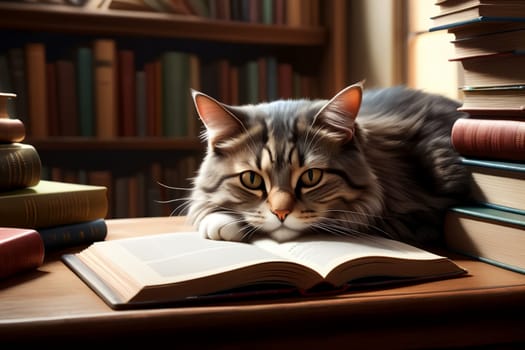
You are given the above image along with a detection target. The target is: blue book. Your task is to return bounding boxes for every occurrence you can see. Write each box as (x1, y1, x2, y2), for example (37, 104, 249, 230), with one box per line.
(444, 205, 525, 274)
(39, 219, 107, 251)
(462, 157, 525, 214)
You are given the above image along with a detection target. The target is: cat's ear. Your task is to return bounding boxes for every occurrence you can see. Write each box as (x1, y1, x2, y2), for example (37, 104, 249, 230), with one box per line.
(191, 89, 244, 147)
(313, 81, 363, 143)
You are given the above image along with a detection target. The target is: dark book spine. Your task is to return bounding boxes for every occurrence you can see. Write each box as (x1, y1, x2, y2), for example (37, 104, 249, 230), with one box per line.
(0, 228, 44, 279)
(451, 118, 525, 161)
(38, 219, 108, 251)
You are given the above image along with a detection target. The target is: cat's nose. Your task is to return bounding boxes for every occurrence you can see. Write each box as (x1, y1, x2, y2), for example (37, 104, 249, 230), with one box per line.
(273, 209, 290, 222)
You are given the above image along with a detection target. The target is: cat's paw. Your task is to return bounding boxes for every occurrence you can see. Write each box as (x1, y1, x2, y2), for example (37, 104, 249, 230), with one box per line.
(199, 213, 243, 241)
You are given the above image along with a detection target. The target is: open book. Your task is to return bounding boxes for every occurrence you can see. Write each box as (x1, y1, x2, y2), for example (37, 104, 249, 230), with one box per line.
(62, 232, 467, 309)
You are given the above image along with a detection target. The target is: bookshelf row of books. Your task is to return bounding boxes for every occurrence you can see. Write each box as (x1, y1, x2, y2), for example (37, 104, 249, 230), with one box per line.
(88, 0, 321, 27)
(0, 93, 109, 280)
(430, 0, 525, 275)
(0, 38, 317, 139)
(43, 155, 199, 220)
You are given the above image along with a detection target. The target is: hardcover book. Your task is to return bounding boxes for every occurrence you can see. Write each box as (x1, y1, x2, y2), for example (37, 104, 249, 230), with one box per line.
(62, 231, 467, 309)
(462, 157, 525, 213)
(451, 118, 525, 161)
(39, 218, 108, 251)
(444, 205, 525, 274)
(0, 180, 108, 229)
(0, 227, 44, 279)
(0, 143, 41, 191)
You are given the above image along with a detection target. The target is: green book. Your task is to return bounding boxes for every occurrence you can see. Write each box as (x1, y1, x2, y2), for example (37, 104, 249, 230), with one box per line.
(444, 205, 525, 274)
(76, 47, 94, 137)
(0, 180, 108, 229)
(161, 51, 190, 137)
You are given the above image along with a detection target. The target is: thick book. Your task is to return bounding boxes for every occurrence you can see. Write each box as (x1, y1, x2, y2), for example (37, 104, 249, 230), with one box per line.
(39, 218, 108, 251)
(62, 231, 467, 309)
(460, 85, 525, 112)
(93, 39, 118, 139)
(430, 6, 525, 31)
(444, 205, 525, 274)
(462, 157, 525, 213)
(458, 52, 525, 88)
(0, 143, 41, 191)
(0, 180, 108, 229)
(25, 42, 48, 138)
(450, 28, 525, 60)
(451, 118, 525, 161)
(0, 227, 44, 279)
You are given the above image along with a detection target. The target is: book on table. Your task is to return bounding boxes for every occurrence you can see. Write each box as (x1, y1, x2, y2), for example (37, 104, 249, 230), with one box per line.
(0, 179, 108, 229)
(444, 205, 525, 274)
(62, 231, 467, 309)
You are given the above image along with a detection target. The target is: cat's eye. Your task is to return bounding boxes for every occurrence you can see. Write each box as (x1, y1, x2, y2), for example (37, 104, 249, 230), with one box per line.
(299, 168, 323, 187)
(240, 171, 264, 190)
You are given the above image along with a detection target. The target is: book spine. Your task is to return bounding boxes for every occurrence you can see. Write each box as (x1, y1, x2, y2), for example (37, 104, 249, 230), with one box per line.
(162, 51, 189, 137)
(93, 39, 118, 139)
(38, 219, 108, 251)
(76, 47, 95, 137)
(118, 50, 136, 137)
(0, 144, 41, 191)
(55, 60, 79, 136)
(8, 48, 29, 126)
(0, 118, 26, 143)
(25, 43, 48, 138)
(0, 189, 108, 229)
(451, 118, 525, 161)
(0, 228, 44, 279)
(46, 62, 60, 137)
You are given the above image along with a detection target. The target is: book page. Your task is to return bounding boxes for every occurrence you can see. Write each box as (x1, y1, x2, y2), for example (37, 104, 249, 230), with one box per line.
(88, 232, 293, 287)
(252, 233, 447, 278)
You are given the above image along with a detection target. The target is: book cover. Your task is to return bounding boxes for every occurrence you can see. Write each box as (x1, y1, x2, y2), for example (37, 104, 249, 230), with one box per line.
(39, 218, 107, 251)
(461, 157, 525, 213)
(45, 62, 60, 137)
(0, 143, 41, 191)
(62, 231, 466, 309)
(161, 51, 189, 137)
(451, 118, 525, 161)
(7, 48, 29, 126)
(56, 59, 79, 136)
(0, 227, 44, 279)
(25, 43, 48, 138)
(444, 205, 525, 274)
(460, 85, 525, 111)
(76, 46, 95, 137)
(458, 52, 525, 88)
(93, 39, 118, 139)
(0, 180, 108, 229)
(118, 49, 136, 137)
(430, 8, 525, 32)
(450, 28, 525, 60)
(0, 117, 25, 143)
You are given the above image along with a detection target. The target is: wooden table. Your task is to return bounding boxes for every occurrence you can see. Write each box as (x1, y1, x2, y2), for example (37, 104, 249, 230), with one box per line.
(1, 216, 525, 348)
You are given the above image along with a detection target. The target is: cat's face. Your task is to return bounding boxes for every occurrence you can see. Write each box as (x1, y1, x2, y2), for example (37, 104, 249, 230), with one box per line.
(189, 82, 378, 242)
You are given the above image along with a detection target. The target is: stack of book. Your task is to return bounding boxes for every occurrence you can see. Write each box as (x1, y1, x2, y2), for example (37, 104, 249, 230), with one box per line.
(0, 93, 109, 280)
(430, 0, 525, 274)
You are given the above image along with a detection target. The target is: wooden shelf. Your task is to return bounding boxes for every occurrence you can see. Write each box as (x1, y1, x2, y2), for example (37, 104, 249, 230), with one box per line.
(0, 3, 327, 46)
(28, 137, 205, 151)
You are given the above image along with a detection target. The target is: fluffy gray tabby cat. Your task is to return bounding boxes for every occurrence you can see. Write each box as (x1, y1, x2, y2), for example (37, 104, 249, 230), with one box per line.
(187, 82, 470, 247)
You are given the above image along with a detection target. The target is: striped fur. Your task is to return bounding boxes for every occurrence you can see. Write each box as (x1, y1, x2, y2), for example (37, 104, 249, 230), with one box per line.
(187, 83, 470, 247)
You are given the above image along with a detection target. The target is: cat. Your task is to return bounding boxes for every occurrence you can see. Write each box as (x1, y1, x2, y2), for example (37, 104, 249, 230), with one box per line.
(185, 81, 471, 247)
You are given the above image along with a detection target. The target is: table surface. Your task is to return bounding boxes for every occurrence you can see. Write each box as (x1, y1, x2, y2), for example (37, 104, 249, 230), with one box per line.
(1, 216, 525, 348)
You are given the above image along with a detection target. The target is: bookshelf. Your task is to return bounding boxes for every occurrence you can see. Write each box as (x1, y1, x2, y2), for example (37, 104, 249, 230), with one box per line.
(0, 1, 348, 219)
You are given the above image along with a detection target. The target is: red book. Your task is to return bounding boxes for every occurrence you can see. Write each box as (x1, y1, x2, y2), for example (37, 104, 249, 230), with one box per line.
(118, 50, 136, 137)
(451, 118, 525, 161)
(55, 60, 79, 136)
(144, 62, 158, 137)
(0, 227, 44, 279)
